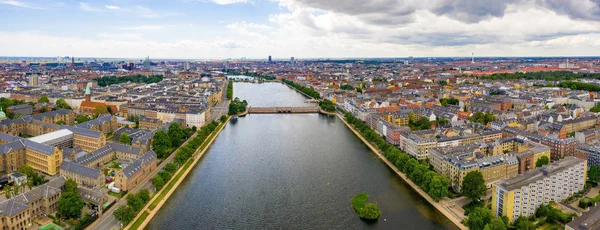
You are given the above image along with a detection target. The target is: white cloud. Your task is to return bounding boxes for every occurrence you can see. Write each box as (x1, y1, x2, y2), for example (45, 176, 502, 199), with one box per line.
(226, 21, 271, 37)
(1, 0, 42, 9)
(116, 25, 164, 31)
(105, 5, 120, 10)
(211, 0, 248, 4)
(79, 2, 102, 12)
(134, 5, 180, 18)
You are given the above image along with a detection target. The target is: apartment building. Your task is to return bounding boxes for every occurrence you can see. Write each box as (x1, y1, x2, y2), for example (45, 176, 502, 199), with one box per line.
(492, 157, 586, 223)
(59, 160, 103, 188)
(430, 144, 519, 192)
(114, 150, 157, 191)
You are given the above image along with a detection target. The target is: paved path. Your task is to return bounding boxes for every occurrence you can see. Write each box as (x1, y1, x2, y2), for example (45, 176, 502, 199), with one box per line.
(88, 131, 201, 230)
(336, 113, 467, 230)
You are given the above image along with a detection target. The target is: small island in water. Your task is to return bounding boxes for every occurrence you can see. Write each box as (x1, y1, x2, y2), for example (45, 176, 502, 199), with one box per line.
(351, 193, 381, 220)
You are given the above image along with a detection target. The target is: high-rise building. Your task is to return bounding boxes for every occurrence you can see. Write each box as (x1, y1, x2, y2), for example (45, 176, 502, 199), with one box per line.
(128, 62, 134, 71)
(184, 62, 190, 70)
(492, 157, 586, 223)
(28, 75, 39, 86)
(143, 56, 151, 70)
(290, 57, 295, 65)
(268, 56, 272, 63)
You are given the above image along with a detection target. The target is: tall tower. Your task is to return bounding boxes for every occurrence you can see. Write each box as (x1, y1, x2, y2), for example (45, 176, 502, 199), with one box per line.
(84, 84, 91, 102)
(268, 55, 272, 63)
(71, 57, 75, 69)
(471, 53, 474, 64)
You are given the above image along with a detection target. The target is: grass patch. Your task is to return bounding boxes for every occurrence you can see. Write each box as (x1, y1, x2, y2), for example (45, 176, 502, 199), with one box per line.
(149, 158, 193, 210)
(130, 211, 149, 230)
(108, 191, 124, 198)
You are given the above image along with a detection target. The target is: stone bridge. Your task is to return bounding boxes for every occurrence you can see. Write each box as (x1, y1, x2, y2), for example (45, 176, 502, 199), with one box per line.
(247, 106, 320, 114)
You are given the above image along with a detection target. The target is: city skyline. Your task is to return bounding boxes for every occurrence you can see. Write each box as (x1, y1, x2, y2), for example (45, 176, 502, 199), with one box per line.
(1, 0, 600, 58)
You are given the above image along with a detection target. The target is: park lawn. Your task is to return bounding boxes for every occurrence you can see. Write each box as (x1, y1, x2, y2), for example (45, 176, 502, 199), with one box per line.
(130, 211, 149, 230)
(108, 191, 124, 198)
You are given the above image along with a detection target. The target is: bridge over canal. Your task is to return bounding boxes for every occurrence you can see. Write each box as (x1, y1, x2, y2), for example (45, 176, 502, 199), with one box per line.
(247, 106, 320, 114)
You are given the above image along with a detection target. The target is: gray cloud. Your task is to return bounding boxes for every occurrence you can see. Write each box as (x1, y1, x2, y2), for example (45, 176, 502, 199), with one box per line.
(286, 0, 600, 25)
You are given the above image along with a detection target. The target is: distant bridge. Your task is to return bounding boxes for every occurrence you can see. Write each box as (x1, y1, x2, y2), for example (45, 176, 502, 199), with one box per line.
(247, 106, 320, 114)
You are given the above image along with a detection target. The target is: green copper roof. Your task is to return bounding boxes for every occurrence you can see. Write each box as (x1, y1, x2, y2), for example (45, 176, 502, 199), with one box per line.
(0, 107, 6, 118)
(85, 84, 91, 95)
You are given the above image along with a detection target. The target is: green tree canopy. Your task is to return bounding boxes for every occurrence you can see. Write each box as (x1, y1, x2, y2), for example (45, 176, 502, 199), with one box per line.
(466, 207, 493, 230)
(152, 130, 172, 158)
(535, 156, 550, 168)
(56, 98, 71, 109)
(37, 96, 50, 103)
(462, 171, 487, 201)
(589, 165, 600, 182)
(119, 132, 131, 144)
(152, 176, 165, 190)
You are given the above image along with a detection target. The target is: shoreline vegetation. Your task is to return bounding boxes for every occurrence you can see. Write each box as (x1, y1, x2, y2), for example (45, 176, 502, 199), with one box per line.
(351, 193, 381, 220)
(124, 118, 230, 230)
(337, 111, 467, 230)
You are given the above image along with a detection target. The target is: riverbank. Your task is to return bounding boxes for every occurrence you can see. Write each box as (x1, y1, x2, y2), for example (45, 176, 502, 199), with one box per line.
(125, 118, 230, 230)
(335, 113, 467, 230)
(318, 109, 336, 116)
(281, 80, 318, 99)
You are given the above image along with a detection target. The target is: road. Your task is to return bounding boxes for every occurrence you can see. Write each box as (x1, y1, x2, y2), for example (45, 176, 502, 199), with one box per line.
(90, 80, 230, 230)
(89, 131, 200, 230)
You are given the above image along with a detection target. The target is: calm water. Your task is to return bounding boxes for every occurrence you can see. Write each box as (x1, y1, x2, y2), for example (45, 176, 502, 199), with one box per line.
(148, 83, 456, 229)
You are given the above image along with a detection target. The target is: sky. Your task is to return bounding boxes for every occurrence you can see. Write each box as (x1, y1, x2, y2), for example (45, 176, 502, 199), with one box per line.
(1, 0, 600, 59)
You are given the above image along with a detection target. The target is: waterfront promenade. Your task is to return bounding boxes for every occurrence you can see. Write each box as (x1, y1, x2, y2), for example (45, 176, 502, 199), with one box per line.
(336, 113, 468, 230)
(125, 117, 230, 230)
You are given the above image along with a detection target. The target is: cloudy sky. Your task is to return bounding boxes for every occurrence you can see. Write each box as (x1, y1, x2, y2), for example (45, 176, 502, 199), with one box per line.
(1, 0, 600, 59)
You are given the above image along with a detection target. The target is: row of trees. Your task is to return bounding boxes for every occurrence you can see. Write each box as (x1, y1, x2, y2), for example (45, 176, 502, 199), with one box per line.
(151, 163, 178, 190)
(227, 81, 233, 100)
(174, 120, 221, 165)
(114, 189, 151, 225)
(318, 99, 335, 112)
(228, 97, 248, 115)
(557, 81, 600, 92)
(151, 123, 194, 159)
(343, 112, 450, 201)
(282, 79, 321, 99)
(481, 71, 600, 81)
(95, 74, 163, 87)
(469, 112, 496, 125)
(224, 70, 277, 81)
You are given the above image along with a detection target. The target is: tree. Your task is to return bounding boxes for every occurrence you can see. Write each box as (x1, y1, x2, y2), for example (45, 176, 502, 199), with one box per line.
(75, 115, 90, 124)
(152, 130, 171, 158)
(220, 115, 227, 123)
(65, 179, 78, 193)
(462, 171, 487, 201)
(164, 163, 177, 174)
(535, 204, 549, 218)
(37, 96, 50, 103)
(466, 207, 493, 230)
(114, 206, 136, 224)
(484, 217, 507, 230)
(535, 156, 550, 168)
(168, 123, 185, 147)
(56, 98, 71, 109)
(58, 180, 84, 219)
(126, 193, 144, 212)
(119, 132, 132, 144)
(18, 164, 34, 176)
(152, 176, 165, 190)
(514, 216, 535, 230)
(40, 106, 48, 113)
(138, 189, 151, 203)
(428, 175, 449, 201)
(589, 165, 600, 182)
(158, 170, 172, 182)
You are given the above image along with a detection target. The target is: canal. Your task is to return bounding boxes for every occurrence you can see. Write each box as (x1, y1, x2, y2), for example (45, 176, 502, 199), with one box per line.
(148, 82, 456, 229)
